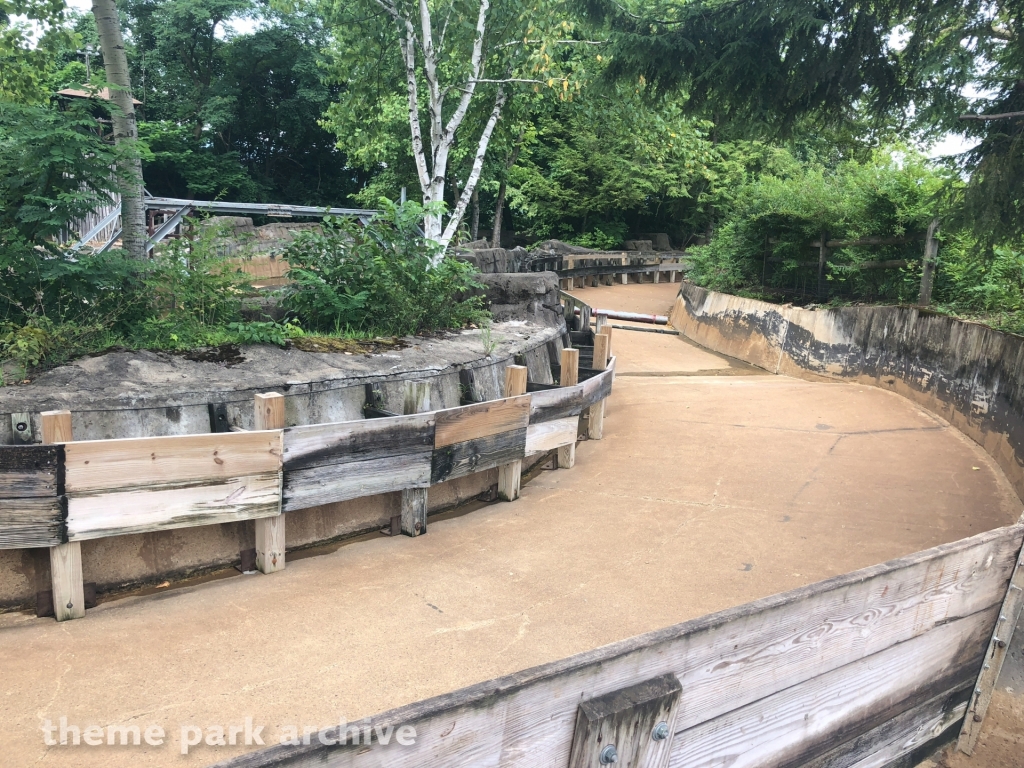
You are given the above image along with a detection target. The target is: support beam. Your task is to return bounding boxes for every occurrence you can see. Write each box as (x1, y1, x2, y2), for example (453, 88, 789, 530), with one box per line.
(254, 393, 286, 574)
(558, 349, 580, 469)
(497, 366, 528, 501)
(42, 410, 84, 622)
(586, 335, 609, 440)
(957, 542, 1024, 754)
(401, 380, 432, 536)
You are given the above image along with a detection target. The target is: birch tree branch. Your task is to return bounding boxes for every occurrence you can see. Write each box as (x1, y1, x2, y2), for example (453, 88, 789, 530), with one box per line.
(441, 85, 507, 247)
(399, 22, 431, 193)
(443, 0, 490, 145)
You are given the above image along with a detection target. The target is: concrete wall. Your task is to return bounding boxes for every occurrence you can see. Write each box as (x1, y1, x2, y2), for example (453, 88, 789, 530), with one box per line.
(670, 280, 1024, 701)
(670, 282, 1024, 504)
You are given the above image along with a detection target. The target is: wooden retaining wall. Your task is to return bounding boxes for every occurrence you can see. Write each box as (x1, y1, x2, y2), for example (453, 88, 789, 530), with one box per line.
(0, 294, 617, 620)
(208, 523, 1024, 768)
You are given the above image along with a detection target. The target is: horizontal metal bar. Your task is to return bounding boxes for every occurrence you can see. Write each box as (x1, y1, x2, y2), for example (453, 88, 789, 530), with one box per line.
(143, 197, 378, 219)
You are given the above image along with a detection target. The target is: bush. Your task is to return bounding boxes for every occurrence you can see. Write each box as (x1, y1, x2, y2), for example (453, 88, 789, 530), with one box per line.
(282, 200, 487, 334)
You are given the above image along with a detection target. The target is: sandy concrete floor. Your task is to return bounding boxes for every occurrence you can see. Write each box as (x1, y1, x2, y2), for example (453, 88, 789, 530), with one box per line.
(1, 282, 1020, 766)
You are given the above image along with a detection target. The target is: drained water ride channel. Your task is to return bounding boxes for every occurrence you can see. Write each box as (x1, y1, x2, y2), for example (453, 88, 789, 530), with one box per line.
(0, 281, 1021, 768)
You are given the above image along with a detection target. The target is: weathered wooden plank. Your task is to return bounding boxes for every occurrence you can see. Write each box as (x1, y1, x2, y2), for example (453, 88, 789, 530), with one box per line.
(64, 431, 283, 493)
(957, 540, 1024, 753)
(401, 488, 428, 536)
(666, 610, 992, 768)
(210, 525, 1023, 768)
(802, 686, 970, 768)
(255, 392, 286, 574)
(529, 383, 587, 424)
(284, 453, 432, 511)
(525, 417, 578, 456)
(498, 367, 528, 502)
(0, 497, 65, 548)
(0, 445, 61, 498)
(433, 396, 530, 449)
(580, 357, 614, 410)
(50, 538, 84, 622)
(431, 428, 527, 484)
(66, 473, 282, 540)
(283, 413, 435, 472)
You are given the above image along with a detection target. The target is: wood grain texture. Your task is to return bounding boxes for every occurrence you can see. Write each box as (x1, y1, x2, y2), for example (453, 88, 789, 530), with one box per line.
(282, 414, 434, 511)
(957, 541, 1024, 753)
(50, 540, 84, 621)
(497, 460, 522, 502)
(802, 686, 970, 768)
(666, 610, 991, 768)
(284, 454, 432, 511)
(0, 497, 65, 547)
(433, 395, 530, 449)
(569, 674, 680, 768)
(401, 488, 428, 536)
(64, 431, 283, 493)
(431, 428, 527, 484)
(283, 413, 434, 471)
(254, 392, 285, 431)
(67, 473, 282, 540)
(560, 348, 579, 387)
(209, 525, 1023, 768)
(525, 358, 625, 422)
(254, 392, 287, 573)
(40, 410, 72, 444)
(525, 417, 578, 456)
(0, 445, 61, 497)
(256, 514, 285, 573)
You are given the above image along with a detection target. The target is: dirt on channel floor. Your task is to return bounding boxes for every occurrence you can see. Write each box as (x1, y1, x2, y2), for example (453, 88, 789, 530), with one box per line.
(0, 279, 1021, 766)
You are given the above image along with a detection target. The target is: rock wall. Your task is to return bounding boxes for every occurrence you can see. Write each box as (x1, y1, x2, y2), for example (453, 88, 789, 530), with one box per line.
(670, 282, 1024, 504)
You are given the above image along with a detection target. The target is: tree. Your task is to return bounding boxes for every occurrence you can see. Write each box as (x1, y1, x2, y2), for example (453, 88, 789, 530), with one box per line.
(91, 0, 147, 259)
(1, 0, 78, 103)
(582, 0, 1024, 246)
(322, 0, 588, 251)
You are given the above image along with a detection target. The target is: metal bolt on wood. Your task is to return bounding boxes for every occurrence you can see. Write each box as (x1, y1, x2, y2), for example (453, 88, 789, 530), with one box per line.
(652, 722, 670, 741)
(599, 744, 618, 764)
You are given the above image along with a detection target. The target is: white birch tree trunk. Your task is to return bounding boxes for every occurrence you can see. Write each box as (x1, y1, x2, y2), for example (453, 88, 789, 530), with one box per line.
(382, 0, 507, 258)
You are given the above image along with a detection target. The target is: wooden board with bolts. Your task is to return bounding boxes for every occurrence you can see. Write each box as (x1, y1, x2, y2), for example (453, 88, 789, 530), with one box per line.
(957, 540, 1024, 754)
(208, 524, 1023, 768)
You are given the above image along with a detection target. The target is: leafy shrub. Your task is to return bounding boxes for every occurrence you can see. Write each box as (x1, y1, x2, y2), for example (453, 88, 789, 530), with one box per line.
(282, 200, 487, 335)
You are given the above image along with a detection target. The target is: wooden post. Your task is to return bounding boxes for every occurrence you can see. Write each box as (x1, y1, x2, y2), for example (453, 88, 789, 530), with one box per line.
(497, 365, 528, 501)
(919, 218, 940, 307)
(817, 230, 829, 300)
(587, 334, 609, 440)
(42, 410, 85, 622)
(653, 267, 660, 284)
(670, 270, 677, 283)
(254, 393, 286, 574)
(401, 380, 431, 536)
(957, 546, 1024, 754)
(595, 314, 612, 358)
(558, 349, 579, 469)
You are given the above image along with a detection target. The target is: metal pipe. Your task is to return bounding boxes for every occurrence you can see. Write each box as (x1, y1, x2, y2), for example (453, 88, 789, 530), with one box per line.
(573, 308, 668, 325)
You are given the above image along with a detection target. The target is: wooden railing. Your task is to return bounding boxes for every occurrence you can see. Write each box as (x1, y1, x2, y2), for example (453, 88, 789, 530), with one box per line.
(211, 522, 1024, 768)
(532, 253, 688, 288)
(0, 316, 616, 622)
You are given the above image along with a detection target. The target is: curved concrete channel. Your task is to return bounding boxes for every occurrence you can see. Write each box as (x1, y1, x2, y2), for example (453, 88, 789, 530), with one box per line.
(1, 282, 1020, 767)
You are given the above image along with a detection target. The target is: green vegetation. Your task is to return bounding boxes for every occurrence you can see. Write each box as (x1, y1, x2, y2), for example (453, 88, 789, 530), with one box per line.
(5, 0, 1024, 377)
(283, 202, 485, 335)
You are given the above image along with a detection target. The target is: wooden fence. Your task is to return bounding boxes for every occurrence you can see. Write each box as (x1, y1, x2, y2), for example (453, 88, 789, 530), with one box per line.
(532, 253, 688, 288)
(211, 522, 1024, 768)
(0, 298, 616, 621)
